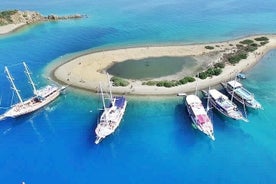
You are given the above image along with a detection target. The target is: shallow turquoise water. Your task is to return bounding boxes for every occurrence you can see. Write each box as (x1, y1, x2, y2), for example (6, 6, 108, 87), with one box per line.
(1, 0, 276, 183)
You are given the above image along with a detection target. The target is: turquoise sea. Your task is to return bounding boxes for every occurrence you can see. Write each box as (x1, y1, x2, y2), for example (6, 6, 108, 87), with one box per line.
(1, 0, 276, 183)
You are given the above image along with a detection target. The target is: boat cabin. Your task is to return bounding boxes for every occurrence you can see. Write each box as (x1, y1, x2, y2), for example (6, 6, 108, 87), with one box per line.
(209, 89, 227, 101)
(227, 80, 242, 90)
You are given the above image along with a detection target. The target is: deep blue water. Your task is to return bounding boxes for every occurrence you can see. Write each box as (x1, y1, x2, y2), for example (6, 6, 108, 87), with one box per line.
(1, 0, 276, 183)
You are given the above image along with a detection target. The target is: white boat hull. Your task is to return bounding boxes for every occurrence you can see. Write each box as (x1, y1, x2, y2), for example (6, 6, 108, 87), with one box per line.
(185, 95, 215, 141)
(221, 82, 262, 109)
(2, 87, 63, 119)
(95, 97, 127, 144)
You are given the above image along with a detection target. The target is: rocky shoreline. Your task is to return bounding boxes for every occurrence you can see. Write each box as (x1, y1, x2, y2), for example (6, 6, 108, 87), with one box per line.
(46, 14, 86, 21)
(0, 10, 86, 34)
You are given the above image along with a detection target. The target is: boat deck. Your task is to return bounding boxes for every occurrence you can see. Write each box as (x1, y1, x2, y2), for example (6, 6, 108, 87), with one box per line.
(234, 87, 253, 101)
(216, 97, 235, 111)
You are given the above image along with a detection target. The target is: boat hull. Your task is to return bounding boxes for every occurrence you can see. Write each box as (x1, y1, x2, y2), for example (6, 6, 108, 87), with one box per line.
(202, 90, 246, 121)
(185, 95, 215, 141)
(2, 88, 63, 119)
(95, 96, 127, 144)
(221, 82, 261, 109)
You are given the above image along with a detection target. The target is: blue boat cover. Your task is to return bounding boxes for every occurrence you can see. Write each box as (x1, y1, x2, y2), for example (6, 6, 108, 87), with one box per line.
(115, 96, 126, 108)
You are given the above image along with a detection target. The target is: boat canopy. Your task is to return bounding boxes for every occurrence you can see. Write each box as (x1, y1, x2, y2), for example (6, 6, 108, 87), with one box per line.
(186, 95, 201, 105)
(209, 89, 227, 100)
(227, 80, 242, 89)
(197, 114, 210, 124)
(115, 96, 126, 108)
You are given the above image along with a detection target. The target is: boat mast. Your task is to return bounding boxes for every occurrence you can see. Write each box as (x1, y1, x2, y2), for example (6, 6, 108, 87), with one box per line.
(23, 62, 37, 95)
(206, 86, 211, 112)
(243, 99, 248, 120)
(195, 73, 198, 96)
(4, 66, 23, 103)
(106, 73, 114, 103)
(231, 76, 238, 102)
(99, 82, 106, 110)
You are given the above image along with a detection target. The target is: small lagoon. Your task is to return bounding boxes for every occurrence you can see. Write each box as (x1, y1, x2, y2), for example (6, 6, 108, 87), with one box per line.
(107, 56, 206, 80)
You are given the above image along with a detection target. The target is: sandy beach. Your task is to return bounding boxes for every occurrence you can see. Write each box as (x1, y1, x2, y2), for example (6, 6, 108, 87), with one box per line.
(0, 23, 26, 35)
(52, 34, 276, 95)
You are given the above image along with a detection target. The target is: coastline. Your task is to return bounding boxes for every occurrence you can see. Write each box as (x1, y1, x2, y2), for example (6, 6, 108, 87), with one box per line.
(0, 10, 85, 36)
(51, 34, 276, 96)
(0, 23, 26, 35)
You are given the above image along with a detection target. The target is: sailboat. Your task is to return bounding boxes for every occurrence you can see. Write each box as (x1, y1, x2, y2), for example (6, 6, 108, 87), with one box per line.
(0, 62, 65, 119)
(202, 89, 247, 121)
(184, 76, 215, 141)
(94, 74, 127, 144)
(221, 80, 262, 109)
(186, 94, 215, 140)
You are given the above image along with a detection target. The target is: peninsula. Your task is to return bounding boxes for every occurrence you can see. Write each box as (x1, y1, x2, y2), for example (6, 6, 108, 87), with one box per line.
(0, 10, 85, 35)
(52, 35, 276, 95)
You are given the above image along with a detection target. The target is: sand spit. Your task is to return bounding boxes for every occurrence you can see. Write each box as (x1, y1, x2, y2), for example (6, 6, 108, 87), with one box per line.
(52, 34, 276, 95)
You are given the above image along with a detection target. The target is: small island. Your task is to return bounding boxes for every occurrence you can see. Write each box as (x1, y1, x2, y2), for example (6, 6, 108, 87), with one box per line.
(0, 10, 85, 35)
(51, 35, 276, 96)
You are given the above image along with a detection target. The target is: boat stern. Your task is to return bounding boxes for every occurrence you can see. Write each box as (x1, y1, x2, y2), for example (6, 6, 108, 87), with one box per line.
(0, 115, 6, 121)
(95, 136, 102, 144)
(209, 133, 215, 141)
(248, 99, 262, 109)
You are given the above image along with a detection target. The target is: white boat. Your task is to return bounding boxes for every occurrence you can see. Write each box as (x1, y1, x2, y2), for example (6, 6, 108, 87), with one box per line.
(202, 89, 247, 122)
(185, 94, 215, 140)
(0, 62, 65, 120)
(95, 76, 127, 144)
(221, 80, 262, 109)
(237, 73, 246, 79)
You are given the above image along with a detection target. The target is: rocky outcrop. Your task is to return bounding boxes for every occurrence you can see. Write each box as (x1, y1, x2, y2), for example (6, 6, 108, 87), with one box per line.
(46, 14, 85, 20)
(11, 10, 44, 24)
(0, 10, 86, 26)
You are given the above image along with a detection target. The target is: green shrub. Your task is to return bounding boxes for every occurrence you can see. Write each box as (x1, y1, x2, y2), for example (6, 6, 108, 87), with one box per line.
(156, 81, 165, 87)
(244, 46, 258, 52)
(213, 68, 222, 76)
(228, 56, 239, 64)
(174, 81, 182, 86)
(179, 78, 188, 84)
(206, 68, 214, 76)
(111, 76, 129, 87)
(228, 53, 247, 64)
(205, 46, 214, 50)
(236, 44, 244, 49)
(214, 62, 225, 68)
(250, 43, 258, 47)
(142, 81, 157, 86)
(260, 41, 269, 45)
(155, 80, 179, 88)
(239, 39, 254, 45)
(199, 72, 208, 79)
(163, 81, 174, 88)
(0, 10, 18, 24)
(239, 53, 248, 59)
(186, 76, 195, 82)
(254, 37, 269, 41)
(179, 76, 195, 84)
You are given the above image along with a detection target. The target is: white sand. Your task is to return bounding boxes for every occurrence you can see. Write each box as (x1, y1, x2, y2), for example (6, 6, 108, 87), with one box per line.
(0, 23, 26, 35)
(53, 34, 276, 95)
